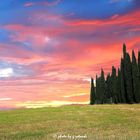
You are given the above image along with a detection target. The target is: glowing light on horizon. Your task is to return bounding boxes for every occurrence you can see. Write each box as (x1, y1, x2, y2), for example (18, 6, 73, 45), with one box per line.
(63, 93, 88, 98)
(17, 101, 89, 108)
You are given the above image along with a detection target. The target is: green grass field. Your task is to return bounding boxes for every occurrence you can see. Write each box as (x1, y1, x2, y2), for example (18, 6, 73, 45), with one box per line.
(0, 104, 140, 140)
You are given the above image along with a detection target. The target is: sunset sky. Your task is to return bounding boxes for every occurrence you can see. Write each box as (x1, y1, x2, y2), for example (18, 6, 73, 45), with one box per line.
(0, 0, 140, 108)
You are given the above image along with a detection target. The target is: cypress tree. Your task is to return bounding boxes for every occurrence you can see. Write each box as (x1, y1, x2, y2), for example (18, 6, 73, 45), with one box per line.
(123, 43, 127, 58)
(109, 73, 114, 103)
(111, 66, 118, 103)
(90, 77, 96, 105)
(138, 51, 140, 102)
(138, 51, 140, 79)
(106, 73, 112, 103)
(132, 50, 140, 103)
(95, 70, 105, 104)
(120, 58, 126, 103)
(123, 52, 134, 103)
(95, 75, 99, 104)
(100, 69, 106, 104)
(116, 68, 122, 103)
(95, 75, 100, 104)
(104, 81, 108, 104)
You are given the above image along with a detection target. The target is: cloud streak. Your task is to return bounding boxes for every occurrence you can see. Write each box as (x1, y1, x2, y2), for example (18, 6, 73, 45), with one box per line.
(0, 98, 12, 101)
(24, 0, 62, 7)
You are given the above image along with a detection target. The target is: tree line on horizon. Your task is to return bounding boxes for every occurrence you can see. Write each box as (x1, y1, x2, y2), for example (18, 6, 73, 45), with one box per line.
(90, 44, 140, 104)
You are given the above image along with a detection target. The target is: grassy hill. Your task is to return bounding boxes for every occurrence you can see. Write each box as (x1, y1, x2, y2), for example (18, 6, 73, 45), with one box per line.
(0, 104, 140, 140)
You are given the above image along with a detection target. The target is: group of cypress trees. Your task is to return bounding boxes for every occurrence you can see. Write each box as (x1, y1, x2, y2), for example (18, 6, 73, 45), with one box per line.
(90, 44, 140, 104)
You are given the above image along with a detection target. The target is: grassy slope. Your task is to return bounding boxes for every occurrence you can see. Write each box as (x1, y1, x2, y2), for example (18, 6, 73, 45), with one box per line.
(0, 104, 140, 140)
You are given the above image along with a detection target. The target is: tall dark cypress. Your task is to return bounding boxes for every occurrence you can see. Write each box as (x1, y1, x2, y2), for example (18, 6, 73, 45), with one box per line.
(123, 43, 127, 58)
(132, 50, 140, 103)
(100, 69, 106, 104)
(138, 51, 140, 102)
(95, 75, 100, 104)
(123, 52, 134, 103)
(106, 73, 112, 103)
(116, 68, 122, 103)
(120, 58, 126, 103)
(138, 51, 140, 79)
(111, 66, 118, 103)
(96, 71, 105, 104)
(90, 77, 96, 105)
(104, 79, 108, 104)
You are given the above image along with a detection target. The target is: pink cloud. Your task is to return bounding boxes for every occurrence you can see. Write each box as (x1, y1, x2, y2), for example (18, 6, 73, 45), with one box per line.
(24, 0, 62, 7)
(64, 10, 140, 27)
(24, 2, 34, 7)
(40, 0, 62, 6)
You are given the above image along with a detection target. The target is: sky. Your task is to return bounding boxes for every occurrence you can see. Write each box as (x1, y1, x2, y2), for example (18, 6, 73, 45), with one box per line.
(0, 0, 140, 109)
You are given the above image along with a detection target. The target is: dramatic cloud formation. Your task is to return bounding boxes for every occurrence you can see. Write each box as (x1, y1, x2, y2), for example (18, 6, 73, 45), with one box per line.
(0, 0, 140, 108)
